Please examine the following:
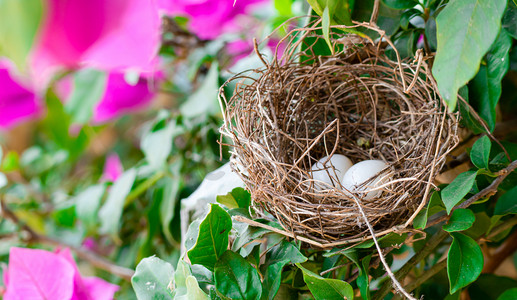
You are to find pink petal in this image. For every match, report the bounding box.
[101,153,124,182]
[158,0,267,40]
[93,73,155,124]
[54,248,119,300]
[4,247,75,300]
[82,277,119,300]
[31,0,161,87]
[0,66,41,129]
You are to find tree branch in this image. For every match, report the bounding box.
[427,159,517,228]
[0,197,134,281]
[483,230,517,274]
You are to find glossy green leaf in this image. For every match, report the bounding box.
[132,256,174,300]
[382,0,417,9]
[99,168,137,236]
[180,62,221,118]
[469,29,512,131]
[75,184,106,231]
[432,0,506,110]
[498,288,517,300]
[262,241,307,300]
[353,0,401,36]
[322,6,333,53]
[0,0,42,70]
[188,204,232,271]
[341,251,370,299]
[502,1,517,39]
[447,232,484,294]
[469,274,517,300]
[216,188,251,210]
[297,264,354,300]
[307,0,354,25]
[214,251,262,300]
[414,191,444,229]
[173,260,209,300]
[443,209,475,232]
[471,136,492,169]
[494,185,517,215]
[441,170,477,214]
[65,69,107,124]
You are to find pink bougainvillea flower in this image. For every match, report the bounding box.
[158,0,267,40]
[31,0,161,87]
[56,72,156,124]
[3,247,75,300]
[0,63,41,129]
[3,247,118,300]
[101,153,124,182]
[93,73,155,124]
[55,248,119,300]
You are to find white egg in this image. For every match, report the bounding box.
[341,160,390,200]
[311,154,353,190]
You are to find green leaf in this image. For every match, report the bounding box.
[382,0,417,10]
[443,209,475,232]
[441,170,478,214]
[1,151,20,172]
[216,188,251,210]
[498,288,517,300]
[414,191,444,229]
[74,184,106,232]
[322,6,333,54]
[180,62,221,118]
[160,175,181,244]
[471,136,492,169]
[432,0,507,110]
[141,118,182,170]
[469,29,512,131]
[0,0,42,70]
[132,256,174,300]
[297,263,354,300]
[262,241,307,300]
[173,260,209,300]
[307,0,354,25]
[502,1,517,39]
[65,69,107,124]
[494,185,517,215]
[214,251,262,300]
[353,0,402,36]
[447,232,484,294]
[274,0,293,16]
[188,204,232,271]
[99,168,137,236]
[469,274,517,300]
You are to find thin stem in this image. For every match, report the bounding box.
[373,230,449,300]
[0,197,134,281]
[124,171,166,207]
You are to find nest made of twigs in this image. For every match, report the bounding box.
[219,21,459,247]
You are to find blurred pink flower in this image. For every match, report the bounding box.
[31,0,161,87]
[93,73,155,124]
[102,153,124,182]
[0,63,41,129]
[56,72,156,124]
[3,247,118,300]
[158,0,267,40]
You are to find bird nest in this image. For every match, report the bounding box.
[219,22,459,247]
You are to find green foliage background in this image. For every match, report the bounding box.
[2,0,517,299]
